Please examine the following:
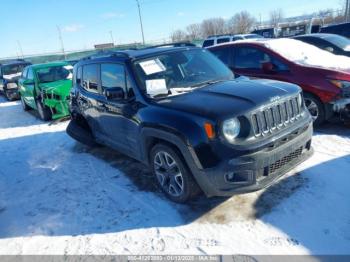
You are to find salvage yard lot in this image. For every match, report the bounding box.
[0,96,349,255]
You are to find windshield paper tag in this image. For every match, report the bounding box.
[139,59,166,75]
[146,79,168,97]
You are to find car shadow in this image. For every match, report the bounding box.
[0,131,228,239]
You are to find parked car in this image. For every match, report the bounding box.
[320,22,350,38]
[18,62,72,121]
[0,59,31,100]
[67,43,313,203]
[202,34,263,48]
[208,38,350,125]
[293,33,350,56]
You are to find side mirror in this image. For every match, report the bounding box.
[23,79,34,85]
[262,62,275,73]
[325,46,334,53]
[104,87,124,100]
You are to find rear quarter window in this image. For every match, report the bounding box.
[82,64,99,93]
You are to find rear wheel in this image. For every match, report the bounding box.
[304,93,325,126]
[150,144,200,203]
[36,98,52,121]
[20,95,31,111]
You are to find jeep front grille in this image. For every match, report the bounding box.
[251,95,303,137]
[268,146,303,174]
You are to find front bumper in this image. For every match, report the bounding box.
[4,87,20,100]
[191,122,313,197]
[43,93,70,120]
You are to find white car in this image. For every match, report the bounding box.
[202,33,263,48]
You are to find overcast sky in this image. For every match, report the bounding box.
[0,0,340,58]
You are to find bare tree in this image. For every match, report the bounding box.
[200,17,226,37]
[186,23,202,40]
[227,11,256,34]
[270,9,284,27]
[170,29,187,42]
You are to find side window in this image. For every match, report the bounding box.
[270,56,289,72]
[217,38,230,44]
[203,39,214,47]
[234,47,271,69]
[211,47,231,67]
[101,63,126,91]
[27,68,34,80]
[82,64,99,93]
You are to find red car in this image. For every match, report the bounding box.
[208,38,350,125]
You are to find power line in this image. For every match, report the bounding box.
[16,40,24,58]
[56,25,67,60]
[136,0,145,45]
[109,30,115,45]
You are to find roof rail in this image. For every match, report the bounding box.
[207,34,235,38]
[142,42,196,49]
[82,50,129,60]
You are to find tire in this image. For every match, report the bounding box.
[303,93,325,126]
[66,119,98,147]
[36,98,52,121]
[150,143,201,203]
[20,95,31,111]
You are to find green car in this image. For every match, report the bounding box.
[18,62,73,121]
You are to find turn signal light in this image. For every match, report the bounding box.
[204,122,215,139]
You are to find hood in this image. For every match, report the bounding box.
[157,79,301,120]
[3,72,22,82]
[39,79,72,96]
[297,64,350,80]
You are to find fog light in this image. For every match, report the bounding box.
[225,171,253,184]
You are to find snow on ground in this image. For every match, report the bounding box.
[0,96,350,255]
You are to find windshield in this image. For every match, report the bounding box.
[324,35,350,51]
[2,64,28,75]
[134,49,233,98]
[36,66,71,83]
[267,38,350,70]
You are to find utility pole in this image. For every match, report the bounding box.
[346,0,350,22]
[136,0,145,45]
[56,25,67,60]
[109,30,115,46]
[16,40,24,58]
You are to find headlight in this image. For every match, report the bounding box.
[329,79,350,89]
[222,118,241,143]
[6,82,18,89]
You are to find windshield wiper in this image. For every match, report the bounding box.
[190,79,226,89]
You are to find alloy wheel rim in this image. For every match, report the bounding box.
[154,151,184,197]
[304,98,319,121]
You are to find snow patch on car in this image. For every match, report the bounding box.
[266,38,350,71]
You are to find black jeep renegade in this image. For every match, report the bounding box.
[67,43,313,203]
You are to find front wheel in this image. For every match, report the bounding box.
[304,93,325,126]
[36,98,52,121]
[150,144,201,203]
